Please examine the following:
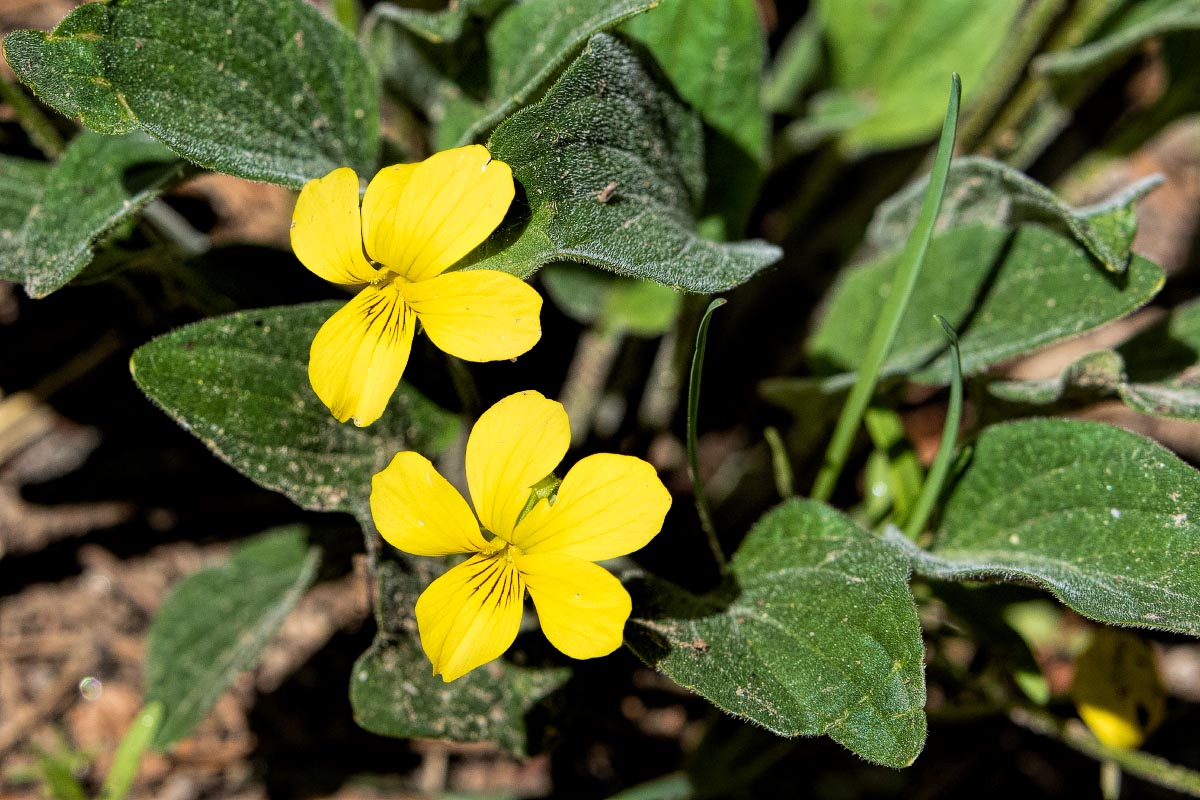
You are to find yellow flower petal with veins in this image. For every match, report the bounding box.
[370,391,671,681]
[518,553,632,659]
[404,270,543,362]
[361,145,514,283]
[416,553,526,682]
[291,147,540,426]
[371,452,491,556]
[290,167,378,285]
[513,453,672,561]
[308,281,415,427]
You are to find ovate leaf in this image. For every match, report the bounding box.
[146,526,320,748]
[625,499,926,767]
[5,0,379,187]
[815,0,1021,154]
[867,156,1161,274]
[470,33,781,293]
[988,298,1200,420]
[625,0,768,235]
[351,553,570,755]
[808,224,1164,386]
[4,132,185,298]
[886,419,1200,636]
[130,302,460,513]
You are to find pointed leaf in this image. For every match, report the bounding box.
[5,0,379,187]
[868,156,1161,273]
[808,224,1164,386]
[470,33,781,292]
[625,499,926,767]
[2,132,185,298]
[886,419,1200,636]
[988,299,1200,420]
[130,302,460,513]
[351,553,569,755]
[146,526,320,748]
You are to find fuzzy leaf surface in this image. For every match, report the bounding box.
[145,526,320,748]
[867,156,1160,274]
[0,155,50,279]
[988,299,1200,419]
[807,224,1164,386]
[625,499,926,767]
[5,0,379,187]
[470,33,780,292]
[130,302,459,513]
[624,0,767,235]
[3,132,185,297]
[886,419,1200,636]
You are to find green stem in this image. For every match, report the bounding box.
[904,316,963,540]
[764,426,795,500]
[0,76,65,158]
[687,298,728,575]
[99,703,162,800]
[1010,709,1200,797]
[811,74,961,503]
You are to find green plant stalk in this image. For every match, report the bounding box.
[688,298,728,575]
[904,316,963,539]
[99,703,163,800]
[763,426,795,499]
[0,75,65,158]
[811,74,961,503]
[1010,708,1200,797]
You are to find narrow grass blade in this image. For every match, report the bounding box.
[688,298,728,574]
[905,315,963,539]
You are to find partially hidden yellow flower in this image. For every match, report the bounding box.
[370,390,672,681]
[291,145,542,427]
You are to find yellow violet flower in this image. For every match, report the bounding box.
[290,145,542,427]
[370,390,672,681]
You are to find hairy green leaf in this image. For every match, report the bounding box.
[988,299,1200,420]
[625,499,926,767]
[5,0,379,187]
[0,155,50,279]
[130,302,460,513]
[1,132,185,298]
[807,224,1164,386]
[885,419,1200,636]
[815,0,1021,154]
[146,527,320,748]
[868,156,1161,274]
[470,34,781,292]
[625,0,767,235]
[351,553,569,755]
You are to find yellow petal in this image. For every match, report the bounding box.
[308,282,415,426]
[517,553,631,659]
[361,145,514,282]
[371,451,490,556]
[416,553,525,682]
[290,167,378,285]
[514,454,671,561]
[405,270,542,362]
[465,391,570,540]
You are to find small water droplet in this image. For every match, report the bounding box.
[79,676,103,701]
[1110,508,1122,519]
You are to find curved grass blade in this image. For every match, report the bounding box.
[688,298,728,574]
[904,315,963,539]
